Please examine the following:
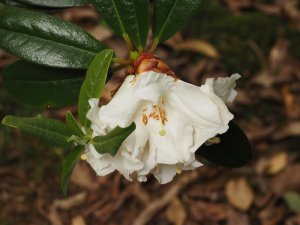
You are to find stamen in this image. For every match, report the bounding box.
[176,167,182,174]
[143,114,148,125]
[159,128,166,136]
[81,154,88,161]
[207,137,221,144]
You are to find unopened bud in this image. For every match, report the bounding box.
[133,53,176,78]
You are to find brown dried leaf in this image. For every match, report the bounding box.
[53,192,87,210]
[259,206,286,225]
[282,86,300,119]
[271,165,300,195]
[227,208,250,225]
[225,178,254,211]
[254,3,281,16]
[174,39,220,58]
[266,152,288,175]
[48,205,63,225]
[225,0,252,10]
[272,122,300,140]
[71,162,98,190]
[71,216,87,225]
[88,26,114,42]
[189,201,227,222]
[166,198,186,225]
[252,70,274,88]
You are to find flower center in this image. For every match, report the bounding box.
[142,103,168,136]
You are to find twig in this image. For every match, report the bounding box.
[132,170,200,225]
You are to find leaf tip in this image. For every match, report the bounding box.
[1,115,15,128]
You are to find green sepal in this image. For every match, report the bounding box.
[66,111,84,137]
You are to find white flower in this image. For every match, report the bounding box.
[85,71,240,184]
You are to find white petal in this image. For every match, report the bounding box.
[85,144,115,176]
[154,164,177,184]
[85,71,238,184]
[167,79,233,148]
[206,73,241,103]
[134,71,175,103]
[99,75,140,128]
[86,98,106,135]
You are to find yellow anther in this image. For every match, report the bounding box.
[80,154,88,161]
[159,129,166,136]
[176,167,182,174]
[207,137,221,144]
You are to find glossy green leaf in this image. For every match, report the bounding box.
[93,122,136,156]
[284,192,300,213]
[78,49,113,127]
[61,145,84,195]
[0,6,106,68]
[2,115,73,146]
[1,0,89,7]
[196,121,253,168]
[91,0,149,50]
[2,61,85,108]
[66,111,84,137]
[0,0,26,7]
[153,0,204,43]
[16,0,89,8]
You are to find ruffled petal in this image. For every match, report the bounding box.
[134,71,175,103]
[85,144,115,176]
[98,75,141,129]
[206,73,241,103]
[85,71,238,184]
[154,164,177,184]
[167,79,233,148]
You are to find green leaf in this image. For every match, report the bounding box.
[0,0,26,7]
[61,145,84,195]
[93,122,136,156]
[1,0,89,8]
[91,0,149,50]
[2,61,85,108]
[284,192,300,213]
[66,111,84,137]
[196,121,253,168]
[78,49,113,127]
[2,115,73,146]
[0,6,106,68]
[153,0,204,43]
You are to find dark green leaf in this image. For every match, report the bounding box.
[284,192,300,213]
[66,111,84,137]
[0,6,106,68]
[196,121,253,168]
[78,49,113,127]
[153,0,204,43]
[1,0,26,7]
[15,0,89,8]
[91,0,149,50]
[2,61,85,108]
[93,122,136,156]
[61,145,84,195]
[2,115,73,146]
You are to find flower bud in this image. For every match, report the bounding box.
[133,53,176,78]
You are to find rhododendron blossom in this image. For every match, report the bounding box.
[84,71,240,184]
